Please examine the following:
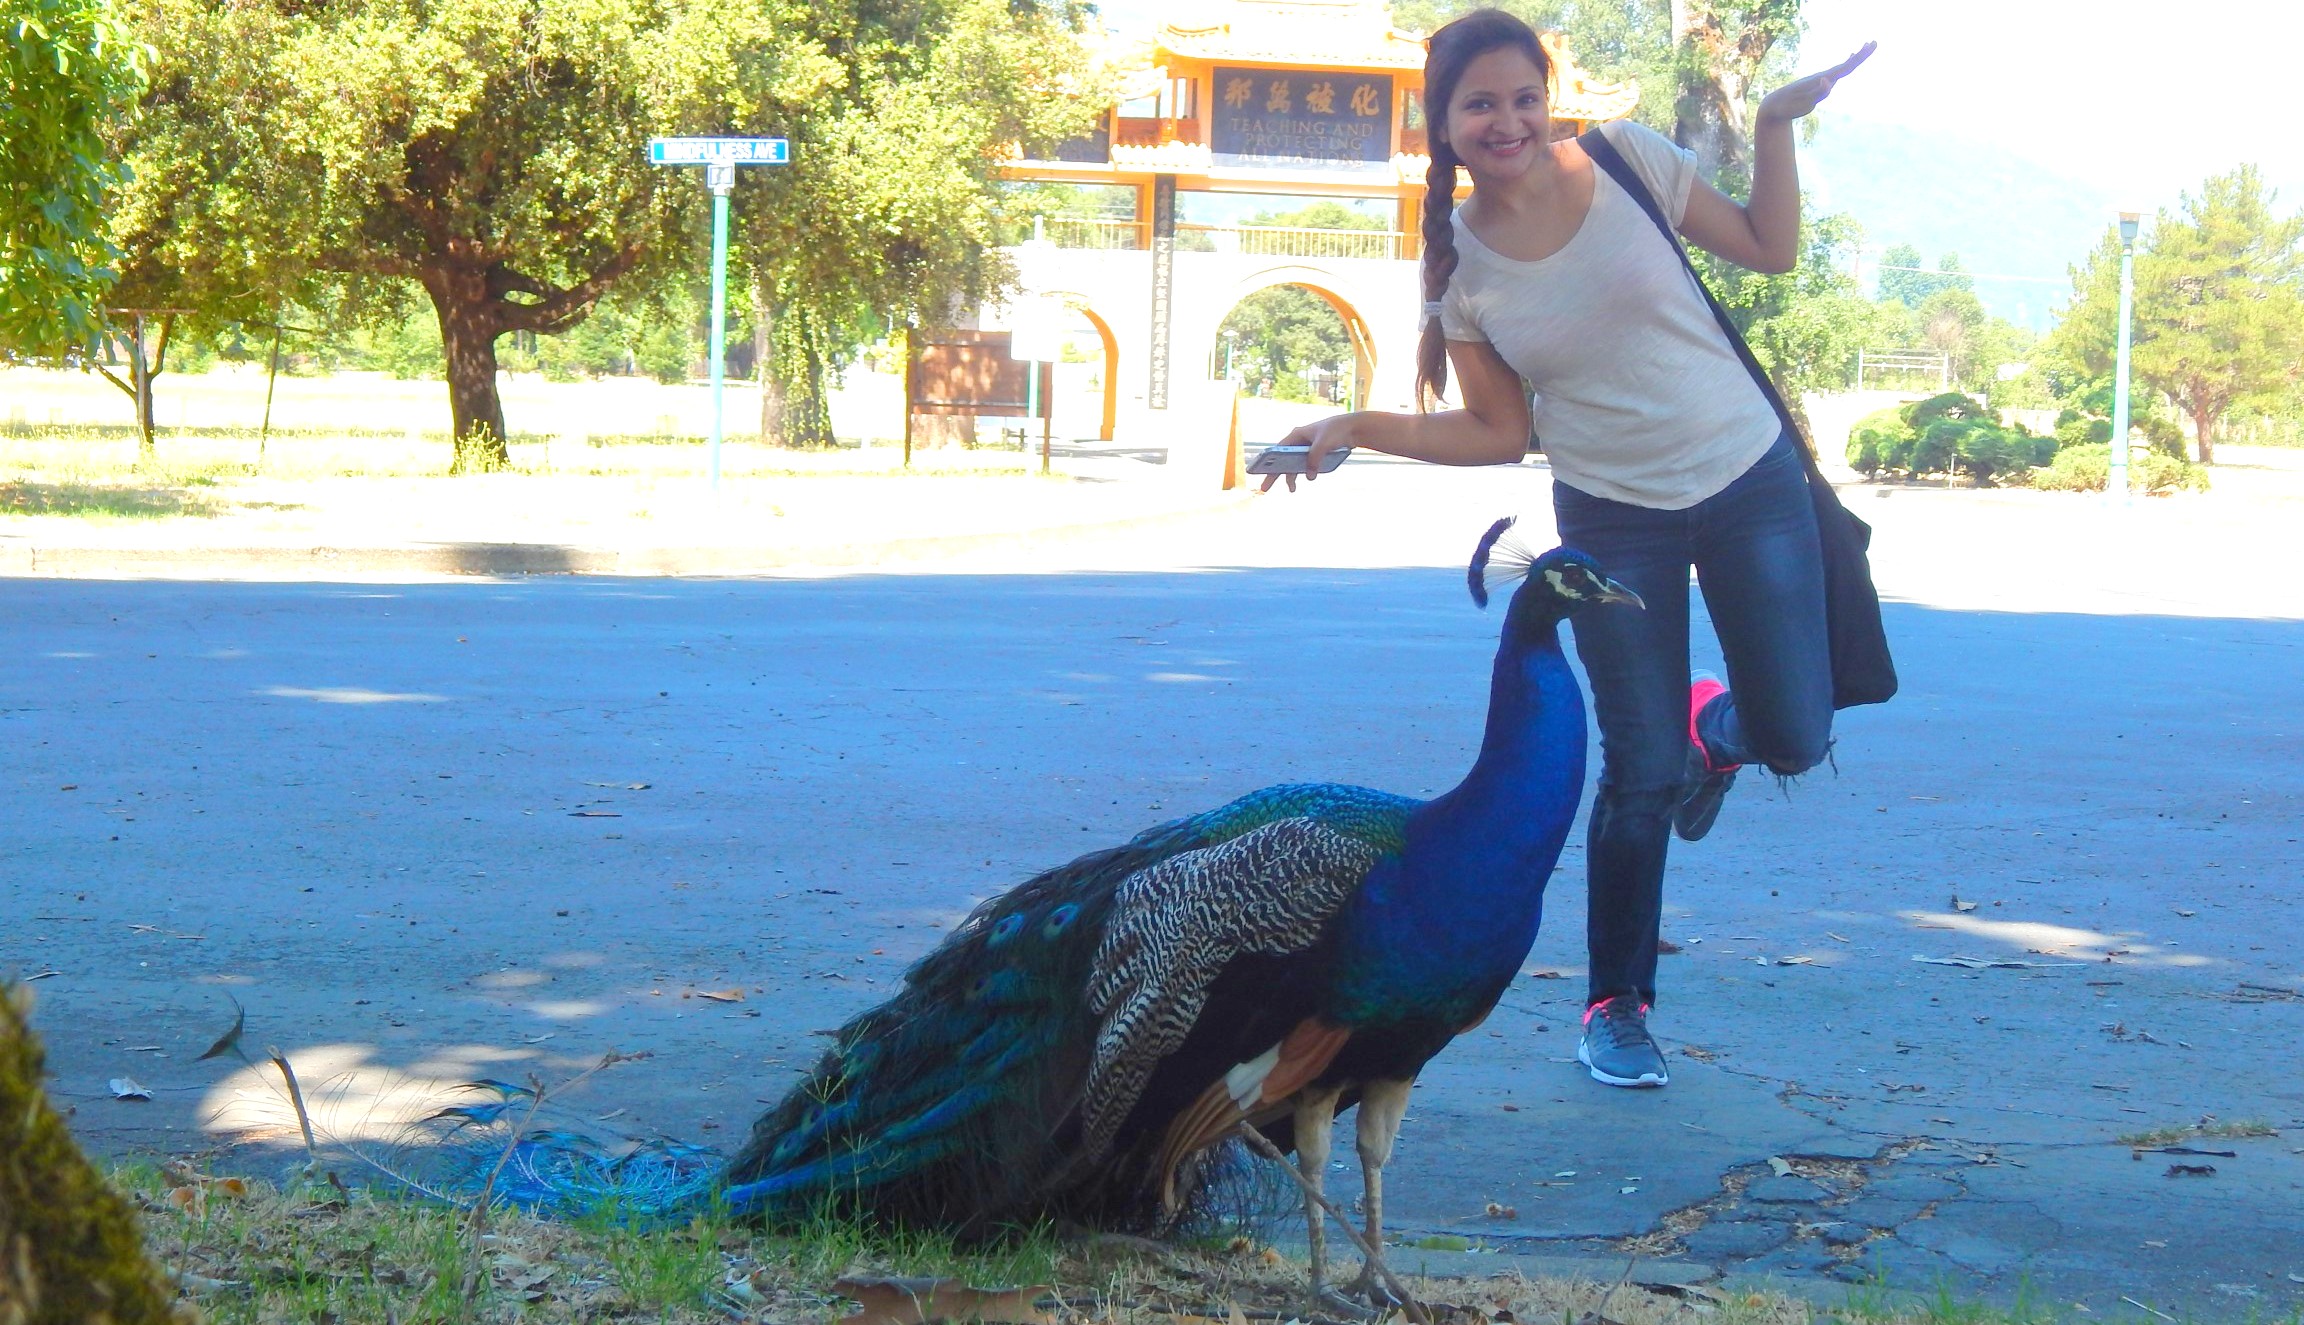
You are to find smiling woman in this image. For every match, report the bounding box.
[1264,8,1880,1092]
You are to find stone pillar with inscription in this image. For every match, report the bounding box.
[1147,174,1176,412]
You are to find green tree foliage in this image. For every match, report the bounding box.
[111,0,716,469]
[1387,0,1676,141]
[736,0,1103,446]
[1664,0,1798,187]
[1218,285,1355,403]
[109,0,1098,467]
[2045,167,2304,464]
[1914,286,1984,387]
[1245,200,1387,232]
[1875,243,1972,307]
[1,0,148,356]
[1697,208,1878,401]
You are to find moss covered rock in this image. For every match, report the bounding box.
[0,983,183,1325]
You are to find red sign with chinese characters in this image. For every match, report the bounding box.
[1211,68,1392,171]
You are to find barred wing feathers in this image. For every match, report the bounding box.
[1081,818,1379,1160]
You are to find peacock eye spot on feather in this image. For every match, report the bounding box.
[1040,903,1081,939]
[988,914,1025,946]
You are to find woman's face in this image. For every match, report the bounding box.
[1439,45,1552,180]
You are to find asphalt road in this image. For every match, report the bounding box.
[5,464,2301,1319]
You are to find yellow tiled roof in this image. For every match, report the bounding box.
[1538,31,1640,124]
[1148,0,1640,125]
[1157,0,1424,69]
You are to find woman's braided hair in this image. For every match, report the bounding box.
[1415,9,1551,409]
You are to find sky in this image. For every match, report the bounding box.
[1798,0,2304,218]
[1095,0,2304,219]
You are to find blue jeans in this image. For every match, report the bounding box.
[1550,432,1833,1008]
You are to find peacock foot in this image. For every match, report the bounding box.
[1311,1286,1384,1320]
[1343,1262,1407,1311]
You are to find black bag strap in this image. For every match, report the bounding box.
[1575,127,1814,470]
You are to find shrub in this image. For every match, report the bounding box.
[1846,407,1904,477]
[2028,443,2108,491]
[1847,393,2045,485]
[2025,444,2209,494]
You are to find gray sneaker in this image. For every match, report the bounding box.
[1674,672,1739,842]
[1578,995,1669,1088]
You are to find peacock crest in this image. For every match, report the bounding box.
[1467,516,1538,608]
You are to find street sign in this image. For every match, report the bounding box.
[1007,297,1068,365]
[647,136,792,489]
[648,137,789,165]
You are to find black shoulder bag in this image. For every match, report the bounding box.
[1579,128,1897,710]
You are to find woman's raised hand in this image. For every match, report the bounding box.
[1756,42,1874,125]
[1259,413,1359,493]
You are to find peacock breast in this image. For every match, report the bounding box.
[1322,854,1542,1033]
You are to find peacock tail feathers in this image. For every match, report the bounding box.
[720,782,1413,1229]
[324,1078,722,1221]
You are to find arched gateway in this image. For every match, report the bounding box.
[981,0,1638,468]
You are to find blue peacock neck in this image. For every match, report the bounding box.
[1331,608,1588,1022]
[1421,612,1588,892]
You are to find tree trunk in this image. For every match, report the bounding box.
[132,325,157,460]
[2191,402,2218,465]
[422,265,510,472]
[96,314,169,461]
[755,274,787,445]
[1668,1,1797,188]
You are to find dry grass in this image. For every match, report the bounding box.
[0,423,1049,487]
[108,1158,2126,1325]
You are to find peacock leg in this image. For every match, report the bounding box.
[1345,1078,1413,1304]
[1291,1087,1349,1304]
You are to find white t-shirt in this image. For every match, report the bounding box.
[1438,119,1783,510]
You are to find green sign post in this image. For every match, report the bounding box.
[648,136,791,487]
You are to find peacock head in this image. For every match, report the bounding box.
[1468,519,1642,631]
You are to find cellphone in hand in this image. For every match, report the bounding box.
[1248,444,1352,476]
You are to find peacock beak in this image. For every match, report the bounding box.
[1593,577,1644,609]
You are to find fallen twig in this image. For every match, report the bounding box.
[1232,1124,1431,1325]
[267,1048,319,1168]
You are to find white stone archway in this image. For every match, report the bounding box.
[998,241,1427,451]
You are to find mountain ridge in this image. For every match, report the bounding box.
[1799,114,2113,330]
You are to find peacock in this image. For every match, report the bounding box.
[719,525,1640,1302]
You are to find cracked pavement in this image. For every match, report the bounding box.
[5,459,2301,1319]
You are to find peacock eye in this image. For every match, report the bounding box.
[1041,903,1081,938]
[988,914,1025,946]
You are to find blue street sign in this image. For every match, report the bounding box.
[646,135,792,489]
[648,137,789,165]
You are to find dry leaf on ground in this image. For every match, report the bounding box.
[109,1076,151,1100]
[695,988,746,1003]
[834,1276,1055,1325]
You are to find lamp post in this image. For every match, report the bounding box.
[2109,211,2141,505]
[1223,329,1238,381]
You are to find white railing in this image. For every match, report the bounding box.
[1177,223,1406,261]
[1021,219,1410,261]
[1039,217,1147,251]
